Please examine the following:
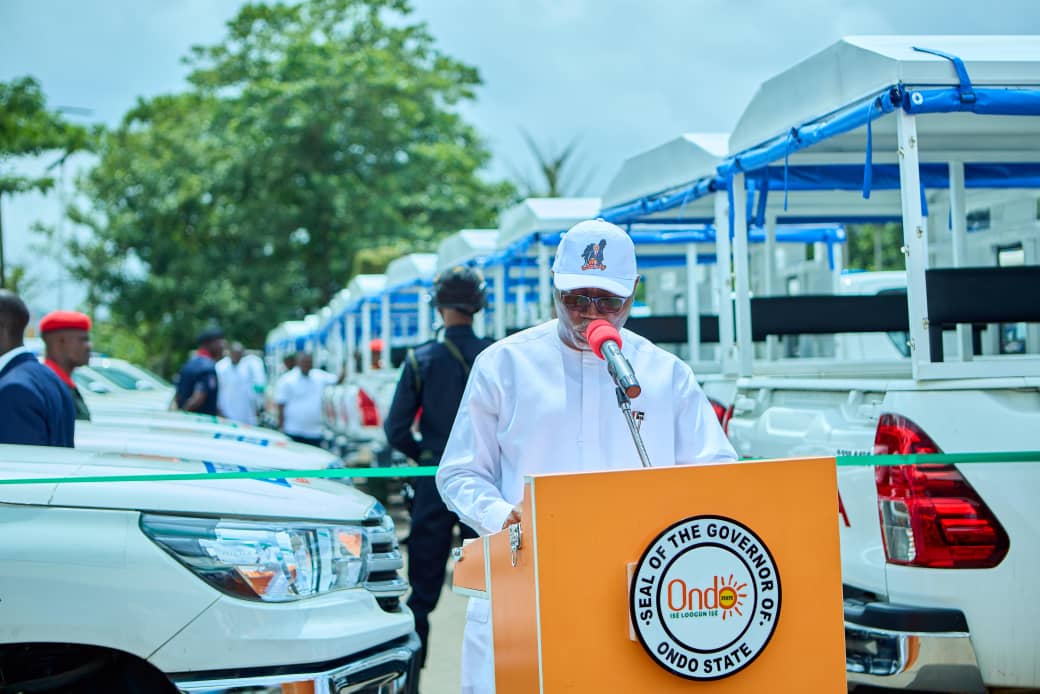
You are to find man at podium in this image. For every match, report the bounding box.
[437,218,737,693]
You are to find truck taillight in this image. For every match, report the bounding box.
[708,398,734,435]
[358,389,380,427]
[873,414,1009,569]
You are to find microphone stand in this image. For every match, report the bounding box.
[616,386,652,468]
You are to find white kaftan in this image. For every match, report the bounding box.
[436,320,737,693]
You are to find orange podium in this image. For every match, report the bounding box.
[452,457,847,692]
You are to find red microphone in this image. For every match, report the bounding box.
[586,320,641,399]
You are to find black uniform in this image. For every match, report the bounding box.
[383,324,493,668]
[174,353,219,415]
[70,385,91,421]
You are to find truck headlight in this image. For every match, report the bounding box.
[141,514,368,602]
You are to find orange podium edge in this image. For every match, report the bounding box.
[452,457,847,693]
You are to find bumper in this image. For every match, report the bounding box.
[173,632,420,693]
[844,597,984,693]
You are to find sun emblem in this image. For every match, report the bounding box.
[717,574,748,621]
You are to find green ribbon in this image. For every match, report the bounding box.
[1,452,1038,486]
[0,466,439,486]
[837,451,1040,466]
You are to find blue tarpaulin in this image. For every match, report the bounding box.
[600,81,1040,226]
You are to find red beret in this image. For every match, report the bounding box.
[369,338,385,351]
[39,310,92,334]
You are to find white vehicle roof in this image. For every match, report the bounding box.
[88,407,291,442]
[346,274,387,302]
[0,444,375,521]
[605,37,1040,224]
[265,319,311,351]
[601,133,728,210]
[89,356,174,390]
[384,253,437,291]
[496,197,602,249]
[75,365,173,411]
[76,421,340,472]
[731,35,1040,155]
[328,287,352,314]
[437,229,498,270]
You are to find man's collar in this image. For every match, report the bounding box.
[0,345,31,375]
[44,358,76,388]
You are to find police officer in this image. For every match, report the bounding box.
[384,266,494,675]
[40,310,93,421]
[173,326,226,415]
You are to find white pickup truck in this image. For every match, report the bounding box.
[322,370,401,466]
[706,257,1040,692]
[715,365,1039,692]
[0,445,419,693]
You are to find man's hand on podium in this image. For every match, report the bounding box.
[501,505,522,529]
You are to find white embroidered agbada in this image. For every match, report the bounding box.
[436,319,738,694]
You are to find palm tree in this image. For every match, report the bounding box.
[513,130,594,198]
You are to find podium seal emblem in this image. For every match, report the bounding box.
[629,515,781,680]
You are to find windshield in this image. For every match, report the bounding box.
[128,364,173,388]
[71,368,113,394]
[89,365,145,390]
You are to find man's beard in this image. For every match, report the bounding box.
[569,320,592,348]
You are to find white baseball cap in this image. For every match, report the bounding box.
[552,219,637,298]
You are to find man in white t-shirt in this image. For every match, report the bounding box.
[273,352,339,446]
[216,342,264,425]
[437,219,738,693]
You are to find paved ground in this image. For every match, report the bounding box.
[417,572,467,694]
[390,495,467,694]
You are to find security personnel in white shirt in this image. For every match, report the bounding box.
[436,219,738,694]
[273,352,340,447]
[384,266,494,678]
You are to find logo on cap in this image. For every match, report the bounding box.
[581,239,607,272]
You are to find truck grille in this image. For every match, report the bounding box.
[363,513,406,612]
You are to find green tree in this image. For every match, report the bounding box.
[70,0,514,375]
[0,76,92,289]
[90,319,151,367]
[845,223,906,271]
[5,263,37,297]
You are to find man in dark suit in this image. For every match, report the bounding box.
[0,290,75,447]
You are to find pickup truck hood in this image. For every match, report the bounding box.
[82,388,173,411]
[75,423,338,472]
[88,409,291,443]
[0,445,375,522]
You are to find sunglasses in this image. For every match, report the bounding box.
[558,292,626,314]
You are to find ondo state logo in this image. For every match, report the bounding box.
[629,515,781,680]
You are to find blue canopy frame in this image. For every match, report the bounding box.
[596,45,1040,380]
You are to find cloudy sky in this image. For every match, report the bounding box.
[2,0,1039,314]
